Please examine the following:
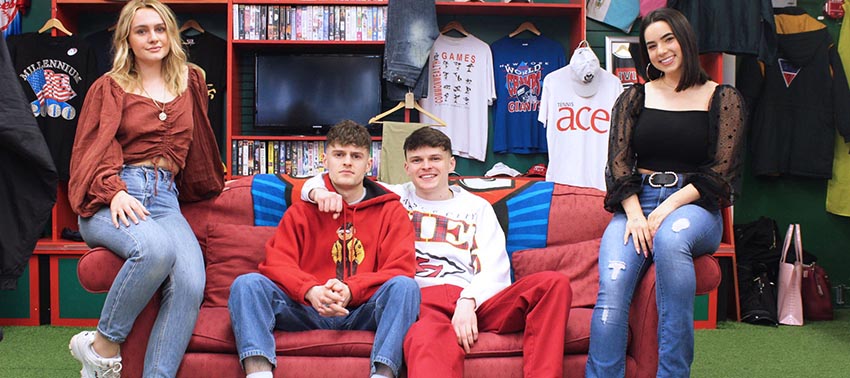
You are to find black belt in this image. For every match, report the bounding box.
[642,171,681,188]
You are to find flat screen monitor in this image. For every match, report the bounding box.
[254,53,382,135]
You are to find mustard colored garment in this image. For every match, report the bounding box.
[826,0,850,216]
[378,122,429,184]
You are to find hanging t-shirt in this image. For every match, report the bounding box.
[611,48,643,89]
[826,0,850,217]
[183,31,228,151]
[491,35,565,154]
[419,34,495,161]
[84,28,113,77]
[538,65,622,190]
[6,32,98,180]
[379,121,429,184]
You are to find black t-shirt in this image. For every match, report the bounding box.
[6,33,98,180]
[183,31,227,151]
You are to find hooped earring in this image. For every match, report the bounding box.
[646,63,664,81]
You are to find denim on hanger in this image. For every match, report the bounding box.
[383,0,439,101]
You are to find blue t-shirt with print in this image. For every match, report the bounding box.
[491,35,566,154]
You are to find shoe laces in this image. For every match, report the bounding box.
[96,361,122,378]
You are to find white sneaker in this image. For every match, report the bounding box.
[69,331,123,378]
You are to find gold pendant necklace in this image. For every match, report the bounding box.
[142,85,168,121]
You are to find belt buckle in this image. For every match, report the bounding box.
[648,171,678,188]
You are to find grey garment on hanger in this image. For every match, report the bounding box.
[383,0,439,101]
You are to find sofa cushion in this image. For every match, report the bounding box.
[546,185,611,246]
[512,239,601,308]
[203,223,276,307]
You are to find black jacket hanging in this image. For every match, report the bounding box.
[0,35,58,290]
[737,7,850,178]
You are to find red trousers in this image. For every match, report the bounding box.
[404,271,572,378]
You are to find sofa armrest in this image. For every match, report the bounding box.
[77,247,125,293]
[626,254,721,378]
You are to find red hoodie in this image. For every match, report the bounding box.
[259,175,415,307]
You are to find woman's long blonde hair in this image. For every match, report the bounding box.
[108,0,188,95]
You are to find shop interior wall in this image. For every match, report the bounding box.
[16,1,850,290]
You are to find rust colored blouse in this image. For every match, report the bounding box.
[69,67,224,217]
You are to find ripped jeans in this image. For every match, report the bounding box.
[586,180,721,378]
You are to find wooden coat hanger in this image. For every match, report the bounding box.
[508,21,540,38]
[38,18,73,36]
[369,92,446,127]
[179,19,205,34]
[440,21,470,37]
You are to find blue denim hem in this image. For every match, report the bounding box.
[383,64,423,88]
[95,326,125,344]
[372,356,399,377]
[238,350,277,370]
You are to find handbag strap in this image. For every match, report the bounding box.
[780,223,794,263]
[794,224,804,263]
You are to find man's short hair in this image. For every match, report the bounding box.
[403,127,452,157]
[326,120,371,150]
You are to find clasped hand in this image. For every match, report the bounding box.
[306,279,351,317]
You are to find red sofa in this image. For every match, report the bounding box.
[76,175,721,378]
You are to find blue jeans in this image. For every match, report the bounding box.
[383,0,438,100]
[586,180,722,378]
[229,273,420,376]
[78,165,205,378]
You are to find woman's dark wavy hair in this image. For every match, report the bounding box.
[638,7,709,92]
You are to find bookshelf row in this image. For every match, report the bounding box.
[232,4,386,41]
[231,139,382,177]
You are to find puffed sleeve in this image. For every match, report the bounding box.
[603,84,644,213]
[68,76,128,217]
[688,85,748,210]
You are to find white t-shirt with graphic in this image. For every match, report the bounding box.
[419,34,496,162]
[538,66,623,190]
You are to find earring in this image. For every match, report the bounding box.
[646,63,657,81]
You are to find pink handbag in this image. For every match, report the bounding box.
[777,224,804,326]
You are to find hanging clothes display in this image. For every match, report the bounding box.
[538,44,622,190]
[0,34,57,290]
[419,33,495,162]
[378,121,430,184]
[826,0,850,217]
[585,0,639,33]
[738,7,850,178]
[6,32,98,180]
[491,34,565,155]
[668,0,777,63]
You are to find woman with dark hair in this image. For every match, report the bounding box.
[586,8,746,378]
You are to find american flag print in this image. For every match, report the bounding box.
[25,68,77,120]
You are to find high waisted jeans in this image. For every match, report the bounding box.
[229,273,420,377]
[78,165,205,378]
[586,179,722,378]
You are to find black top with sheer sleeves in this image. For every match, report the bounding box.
[603,84,748,213]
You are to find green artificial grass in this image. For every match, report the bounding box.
[1,309,848,377]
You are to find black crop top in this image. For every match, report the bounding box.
[632,108,710,172]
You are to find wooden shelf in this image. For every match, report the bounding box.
[232,135,381,141]
[234,0,386,5]
[435,2,583,17]
[232,40,384,46]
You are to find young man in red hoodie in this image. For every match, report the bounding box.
[228,120,420,378]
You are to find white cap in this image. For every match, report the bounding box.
[484,162,521,177]
[568,47,602,98]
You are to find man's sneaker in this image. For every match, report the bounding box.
[69,331,123,378]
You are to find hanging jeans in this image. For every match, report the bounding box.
[78,165,205,378]
[586,176,722,378]
[383,0,439,100]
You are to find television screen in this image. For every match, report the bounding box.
[254,53,382,135]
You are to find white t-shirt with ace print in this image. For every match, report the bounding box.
[539,66,623,190]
